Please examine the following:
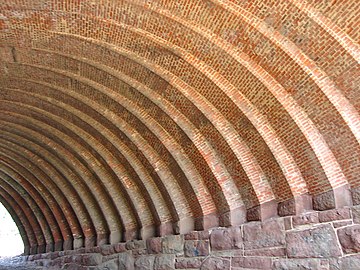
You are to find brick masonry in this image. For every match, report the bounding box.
[0,0,359,265]
[2,205,359,270]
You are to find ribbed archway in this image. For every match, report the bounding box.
[0,0,359,254]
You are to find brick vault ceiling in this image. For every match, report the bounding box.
[0,0,359,254]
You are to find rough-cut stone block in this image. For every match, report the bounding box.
[272,258,326,270]
[247,206,261,222]
[135,256,154,270]
[95,258,118,270]
[184,231,209,240]
[119,252,134,270]
[339,254,360,270]
[278,199,296,217]
[184,231,199,240]
[147,237,162,254]
[126,240,146,250]
[313,191,336,210]
[332,220,352,228]
[86,246,101,254]
[337,225,360,253]
[352,205,360,224]
[175,257,203,269]
[232,257,271,269]
[184,240,209,257]
[114,243,127,253]
[351,187,360,206]
[154,255,175,270]
[80,253,102,266]
[132,249,147,256]
[210,227,242,251]
[100,244,115,256]
[200,257,230,270]
[292,212,319,227]
[283,217,292,231]
[61,263,83,270]
[286,224,341,258]
[244,247,286,257]
[319,208,351,223]
[243,219,285,250]
[161,235,184,255]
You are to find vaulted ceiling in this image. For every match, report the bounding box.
[0,0,359,254]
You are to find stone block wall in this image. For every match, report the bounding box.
[11,205,360,270]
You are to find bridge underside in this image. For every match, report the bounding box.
[0,1,359,264]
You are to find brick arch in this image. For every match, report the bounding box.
[0,196,31,254]
[0,144,83,247]
[0,185,45,253]
[13,47,242,226]
[0,171,55,248]
[0,155,73,250]
[0,0,358,256]
[0,165,63,247]
[0,103,123,243]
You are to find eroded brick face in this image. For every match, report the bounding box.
[0,0,359,265]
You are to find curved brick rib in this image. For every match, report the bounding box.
[3,86,158,240]
[21,46,249,224]
[120,1,354,207]
[10,80,175,231]
[2,70,198,230]
[21,64,216,224]
[0,144,82,246]
[50,33,268,210]
[0,164,63,247]
[1,81,181,236]
[34,49,242,225]
[44,3,299,204]
[17,54,232,225]
[1,14,269,211]
[0,172,54,248]
[0,196,31,254]
[0,0,358,255]
[0,104,121,243]
[209,0,356,188]
[30,39,258,213]
[0,111,101,246]
[132,3,340,199]
[0,135,100,244]
[1,86,191,238]
[0,155,72,250]
[59,19,280,205]
[288,0,360,63]
[0,184,45,250]
[116,0,307,203]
